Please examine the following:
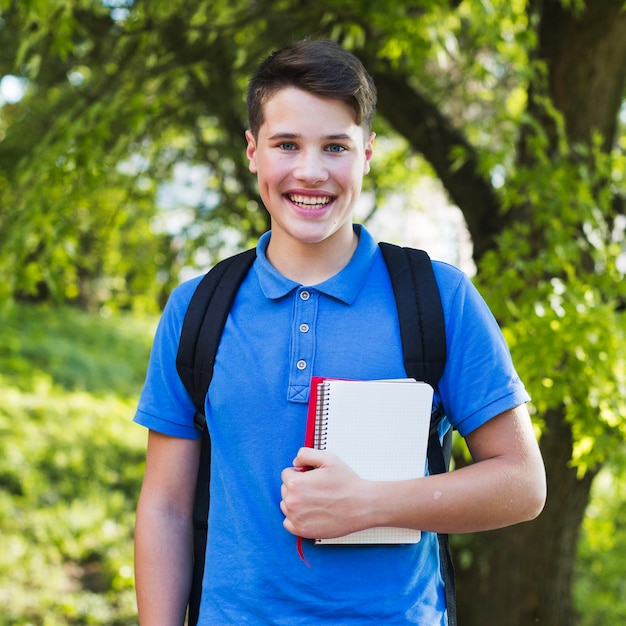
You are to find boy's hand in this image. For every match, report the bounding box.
[280,448,374,539]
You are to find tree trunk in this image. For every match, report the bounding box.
[456,407,598,625]
[536,0,626,151]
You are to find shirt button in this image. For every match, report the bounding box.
[299,323,309,333]
[300,291,310,301]
[296,360,307,371]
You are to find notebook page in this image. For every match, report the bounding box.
[320,379,432,481]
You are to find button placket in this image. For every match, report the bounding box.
[288,288,318,402]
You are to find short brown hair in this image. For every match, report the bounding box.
[247,40,377,138]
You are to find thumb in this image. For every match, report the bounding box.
[293,446,328,470]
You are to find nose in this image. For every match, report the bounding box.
[293,149,329,184]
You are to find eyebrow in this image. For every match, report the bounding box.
[267,132,354,141]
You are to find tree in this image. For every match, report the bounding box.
[1,0,625,623]
[351,2,626,623]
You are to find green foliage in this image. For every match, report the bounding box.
[476,125,626,475]
[1,0,258,309]
[0,304,154,624]
[575,467,626,625]
[0,304,156,396]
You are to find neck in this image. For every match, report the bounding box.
[266,228,358,285]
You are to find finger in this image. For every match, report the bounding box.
[283,516,297,536]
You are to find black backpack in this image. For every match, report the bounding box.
[176,242,456,626]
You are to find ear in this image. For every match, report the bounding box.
[363,132,375,175]
[245,130,258,174]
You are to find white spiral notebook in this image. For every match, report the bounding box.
[304,377,433,544]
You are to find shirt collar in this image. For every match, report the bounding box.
[254,224,378,305]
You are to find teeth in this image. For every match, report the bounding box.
[289,194,331,207]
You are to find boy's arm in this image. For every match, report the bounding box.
[281,404,546,538]
[135,430,201,625]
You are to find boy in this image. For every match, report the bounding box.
[134,39,546,625]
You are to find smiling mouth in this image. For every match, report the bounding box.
[287,193,333,209]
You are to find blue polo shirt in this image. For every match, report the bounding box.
[134,225,529,625]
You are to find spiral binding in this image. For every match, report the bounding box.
[314,382,330,449]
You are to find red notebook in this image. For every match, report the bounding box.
[304,377,433,544]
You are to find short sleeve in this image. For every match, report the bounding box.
[133,277,203,439]
[434,263,530,437]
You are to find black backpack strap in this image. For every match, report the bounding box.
[428,409,457,626]
[378,242,446,385]
[378,242,456,626]
[175,248,256,626]
[176,248,257,419]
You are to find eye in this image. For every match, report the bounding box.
[278,142,298,151]
[326,144,346,153]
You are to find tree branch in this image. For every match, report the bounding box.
[370,64,504,260]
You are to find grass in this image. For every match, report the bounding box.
[0,303,155,625]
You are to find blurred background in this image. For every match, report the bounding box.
[0,1,625,624]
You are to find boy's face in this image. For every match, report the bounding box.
[245,87,374,250]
